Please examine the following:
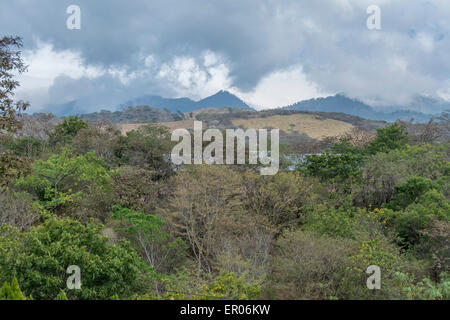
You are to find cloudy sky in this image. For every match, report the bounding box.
[2,0,450,113]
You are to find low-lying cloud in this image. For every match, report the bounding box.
[2,0,449,113]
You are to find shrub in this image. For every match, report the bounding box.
[356,144,448,207]
[270,229,354,299]
[394,272,450,300]
[0,218,155,300]
[17,149,112,220]
[242,171,318,230]
[367,123,409,155]
[112,205,187,274]
[386,176,436,210]
[49,116,88,146]
[196,273,261,300]
[384,189,449,248]
[0,277,28,300]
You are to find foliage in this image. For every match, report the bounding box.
[0,135,44,158]
[271,229,354,299]
[112,166,169,212]
[304,206,359,239]
[0,36,29,132]
[71,122,122,166]
[196,273,261,300]
[0,153,30,189]
[384,189,449,248]
[0,37,448,301]
[49,116,88,145]
[118,124,174,177]
[0,218,155,300]
[112,205,187,273]
[367,122,409,154]
[0,37,32,186]
[0,190,38,231]
[165,165,274,276]
[242,171,318,230]
[17,149,112,218]
[0,277,28,300]
[299,152,363,190]
[356,144,448,206]
[55,290,68,300]
[386,176,436,210]
[394,272,450,300]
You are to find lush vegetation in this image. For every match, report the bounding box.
[0,36,449,300]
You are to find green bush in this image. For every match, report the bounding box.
[367,123,409,155]
[0,218,155,300]
[394,272,450,300]
[17,148,112,219]
[386,176,436,210]
[0,277,28,300]
[384,189,449,248]
[49,116,88,146]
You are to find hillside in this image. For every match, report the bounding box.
[118,90,254,113]
[282,94,438,122]
[80,105,177,123]
[118,109,387,144]
[230,113,354,140]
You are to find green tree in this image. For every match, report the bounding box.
[55,291,68,300]
[196,273,261,300]
[0,36,29,132]
[0,218,155,299]
[118,124,174,177]
[0,277,28,300]
[356,144,448,207]
[394,272,450,300]
[384,189,449,248]
[112,205,187,273]
[387,176,436,210]
[367,123,409,154]
[17,148,112,216]
[299,152,362,191]
[0,36,30,188]
[49,116,88,145]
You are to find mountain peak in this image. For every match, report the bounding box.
[116,90,253,113]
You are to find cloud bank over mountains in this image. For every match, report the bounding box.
[1,0,450,113]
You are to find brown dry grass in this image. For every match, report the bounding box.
[120,120,201,135]
[231,114,354,140]
[119,114,354,140]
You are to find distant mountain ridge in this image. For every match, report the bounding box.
[117,90,254,113]
[42,90,445,123]
[281,94,441,122]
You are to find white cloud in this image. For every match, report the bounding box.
[416,32,435,53]
[234,65,328,110]
[156,52,233,100]
[16,42,105,111]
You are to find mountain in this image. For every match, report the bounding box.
[195,90,252,110]
[118,90,253,113]
[282,94,438,122]
[79,105,177,123]
[381,95,450,115]
[117,96,197,113]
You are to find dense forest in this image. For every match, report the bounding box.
[0,36,449,300]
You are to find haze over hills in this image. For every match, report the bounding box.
[117,90,254,113]
[281,94,444,122]
[41,90,447,123]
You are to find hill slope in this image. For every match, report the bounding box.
[282,94,437,122]
[118,90,253,113]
